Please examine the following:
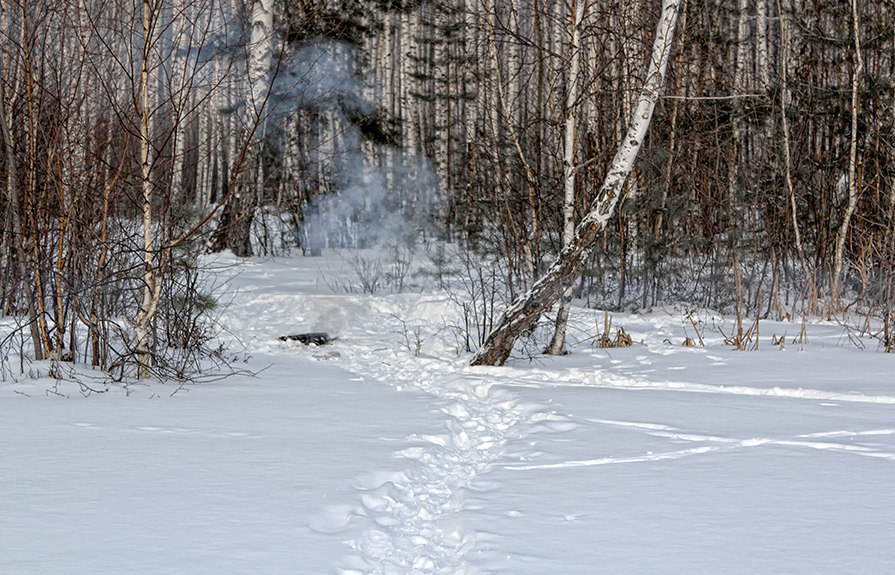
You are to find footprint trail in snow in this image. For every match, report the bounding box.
[341,377,527,574]
[329,338,569,574]
[231,280,895,574]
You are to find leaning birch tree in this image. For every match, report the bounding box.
[471,0,683,367]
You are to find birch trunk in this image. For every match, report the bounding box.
[757,0,770,92]
[472,0,682,367]
[136,0,156,378]
[20,0,53,359]
[0,50,44,361]
[170,0,191,201]
[728,0,748,207]
[832,0,863,310]
[545,0,585,355]
[777,0,809,283]
[248,0,273,128]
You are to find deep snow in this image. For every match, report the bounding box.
[3,250,895,574]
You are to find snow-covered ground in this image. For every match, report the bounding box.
[3,250,895,574]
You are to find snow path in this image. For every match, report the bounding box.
[338,376,523,574]
[5,254,895,574]
[223,284,567,573]
[256,296,895,573]
[326,347,567,574]
[218,255,895,574]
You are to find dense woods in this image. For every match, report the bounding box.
[2,0,895,375]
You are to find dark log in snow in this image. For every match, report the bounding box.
[279,332,332,345]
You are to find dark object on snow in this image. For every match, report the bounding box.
[278,332,331,345]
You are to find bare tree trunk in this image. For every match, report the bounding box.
[756,0,770,92]
[136,0,158,379]
[487,0,540,287]
[545,0,585,355]
[728,0,748,208]
[20,0,54,360]
[777,0,809,286]
[0,51,44,361]
[170,0,190,202]
[210,0,274,257]
[656,0,688,237]
[832,0,863,310]
[472,0,682,367]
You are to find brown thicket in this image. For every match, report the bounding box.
[0,0,284,377]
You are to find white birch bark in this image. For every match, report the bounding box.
[0,28,45,362]
[756,0,770,91]
[728,0,749,207]
[434,6,449,184]
[169,0,195,201]
[472,0,682,366]
[735,0,749,92]
[545,0,585,355]
[248,0,273,133]
[136,0,157,378]
[777,0,808,281]
[464,0,480,174]
[832,0,863,308]
[401,9,417,157]
[508,0,522,134]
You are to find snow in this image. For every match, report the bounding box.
[3,250,895,574]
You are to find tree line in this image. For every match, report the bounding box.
[2,0,894,376]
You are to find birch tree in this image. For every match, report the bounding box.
[135,0,157,379]
[544,0,585,355]
[832,0,863,310]
[0,39,44,361]
[472,0,682,367]
[209,0,274,257]
[776,0,809,285]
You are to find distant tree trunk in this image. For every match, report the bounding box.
[248,0,273,126]
[832,0,863,310]
[655,0,688,238]
[210,195,255,257]
[487,0,540,287]
[0,53,44,361]
[756,0,770,92]
[210,0,273,257]
[170,0,191,203]
[777,0,809,284]
[471,0,682,367]
[19,0,53,360]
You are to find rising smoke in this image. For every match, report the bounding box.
[282,42,449,253]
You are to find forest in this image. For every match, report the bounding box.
[1,0,894,377]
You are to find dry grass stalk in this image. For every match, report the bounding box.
[585,311,633,349]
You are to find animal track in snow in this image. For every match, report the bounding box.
[532,418,895,471]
